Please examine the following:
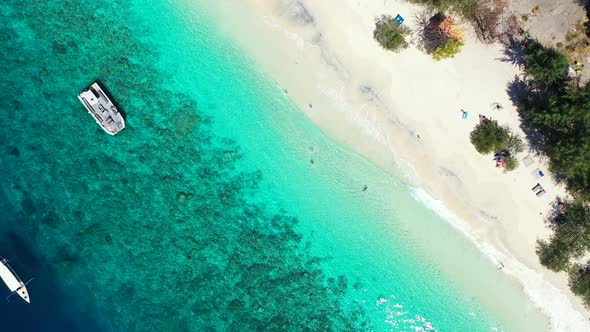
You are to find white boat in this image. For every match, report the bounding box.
[0,258,30,303]
[78,82,125,135]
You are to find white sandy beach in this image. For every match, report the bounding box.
[199,0,589,330]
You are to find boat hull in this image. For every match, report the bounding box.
[0,259,30,303]
[16,286,30,303]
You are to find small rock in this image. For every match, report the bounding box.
[176,192,192,204]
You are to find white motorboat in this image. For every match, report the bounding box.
[78,82,125,135]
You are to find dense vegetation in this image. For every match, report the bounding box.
[569,263,590,307]
[432,38,464,60]
[523,40,569,88]
[519,41,590,198]
[373,15,412,52]
[411,0,512,44]
[517,40,590,308]
[470,120,507,154]
[469,119,522,171]
[413,11,465,60]
[537,203,590,271]
[407,0,480,17]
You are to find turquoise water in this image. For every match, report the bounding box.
[0,1,548,331]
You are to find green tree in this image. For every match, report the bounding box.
[504,155,519,171]
[569,263,590,309]
[554,203,590,253]
[523,40,569,87]
[518,82,590,199]
[537,202,590,271]
[506,133,524,155]
[373,16,412,52]
[536,237,573,272]
[432,38,464,60]
[470,120,522,172]
[469,120,510,154]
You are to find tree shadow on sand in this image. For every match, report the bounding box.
[506,75,527,106]
[497,38,526,68]
[517,118,546,154]
[506,75,545,153]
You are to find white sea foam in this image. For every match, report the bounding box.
[376,295,437,330]
[409,186,589,332]
[317,83,388,145]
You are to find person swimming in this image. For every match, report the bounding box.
[363,185,368,192]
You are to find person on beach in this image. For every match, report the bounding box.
[460,109,468,119]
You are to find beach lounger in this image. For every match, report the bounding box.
[531,183,542,192]
[522,155,534,167]
[536,189,546,197]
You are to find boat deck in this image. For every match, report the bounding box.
[78,83,125,135]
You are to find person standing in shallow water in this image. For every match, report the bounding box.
[363,185,368,192]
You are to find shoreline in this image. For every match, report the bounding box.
[410,186,586,331]
[197,0,589,329]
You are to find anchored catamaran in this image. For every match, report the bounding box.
[0,258,30,303]
[78,82,125,135]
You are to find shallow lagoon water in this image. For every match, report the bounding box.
[0,1,549,331]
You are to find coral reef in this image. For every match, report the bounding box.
[0,1,364,330]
